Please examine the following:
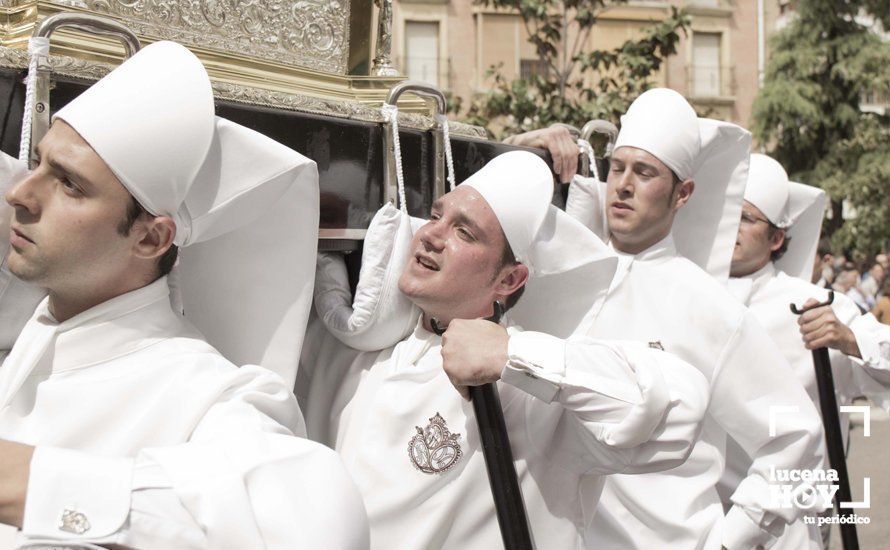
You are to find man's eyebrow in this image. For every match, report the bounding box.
[632,160,660,173]
[431,198,444,211]
[452,211,487,239]
[46,156,92,187]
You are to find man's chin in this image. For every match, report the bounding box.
[398,275,432,304]
[6,255,44,283]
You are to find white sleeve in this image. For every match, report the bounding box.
[20,368,370,550]
[502,330,709,475]
[711,313,825,550]
[848,314,890,375]
[823,292,890,411]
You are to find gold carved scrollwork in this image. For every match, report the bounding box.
[46,0,351,74]
[0,46,488,139]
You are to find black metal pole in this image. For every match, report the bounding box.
[791,292,859,550]
[432,303,534,549]
[469,382,534,549]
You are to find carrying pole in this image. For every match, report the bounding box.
[790,291,859,550]
[431,302,534,549]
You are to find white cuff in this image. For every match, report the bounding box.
[501,331,565,403]
[849,315,886,368]
[23,446,133,540]
[722,505,777,550]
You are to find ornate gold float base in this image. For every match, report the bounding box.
[0,0,485,135]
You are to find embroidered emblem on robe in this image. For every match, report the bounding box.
[408,412,463,474]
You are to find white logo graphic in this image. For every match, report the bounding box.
[768,405,871,510]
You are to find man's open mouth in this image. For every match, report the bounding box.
[415,253,440,271]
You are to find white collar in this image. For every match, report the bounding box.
[727,262,776,306]
[393,318,442,369]
[610,233,677,264]
[743,261,776,286]
[0,277,185,407]
[38,276,171,331]
[44,277,186,372]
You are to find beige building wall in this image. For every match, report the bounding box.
[392,0,787,129]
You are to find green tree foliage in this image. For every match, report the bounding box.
[752,0,890,258]
[457,1,689,138]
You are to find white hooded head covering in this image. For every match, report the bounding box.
[48,41,318,385]
[54,41,215,247]
[744,153,827,281]
[463,151,617,337]
[744,154,791,228]
[613,88,751,281]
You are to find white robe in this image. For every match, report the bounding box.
[299,316,710,550]
[850,314,890,372]
[0,277,369,549]
[581,236,824,550]
[721,262,890,549]
[0,268,45,365]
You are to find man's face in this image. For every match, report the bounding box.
[730,201,783,278]
[876,254,888,271]
[398,185,523,323]
[606,146,692,254]
[871,264,885,283]
[5,120,135,292]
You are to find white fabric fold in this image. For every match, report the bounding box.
[314,202,421,351]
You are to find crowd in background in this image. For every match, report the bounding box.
[814,241,890,323]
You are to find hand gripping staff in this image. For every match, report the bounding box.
[790,291,859,550]
[431,302,535,550]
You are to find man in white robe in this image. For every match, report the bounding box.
[719,153,890,549]
[0,41,368,549]
[300,150,711,549]
[564,88,824,549]
[0,156,45,366]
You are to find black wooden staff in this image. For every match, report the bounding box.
[432,302,534,549]
[791,291,859,550]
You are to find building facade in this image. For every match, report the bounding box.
[388,0,792,129]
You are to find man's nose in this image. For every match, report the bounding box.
[613,168,634,196]
[419,221,446,251]
[5,172,42,216]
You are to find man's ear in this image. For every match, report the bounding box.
[674,179,695,210]
[132,215,176,261]
[769,228,786,253]
[495,262,530,299]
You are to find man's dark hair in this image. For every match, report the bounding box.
[495,239,526,311]
[767,223,791,261]
[118,196,179,277]
[666,170,683,207]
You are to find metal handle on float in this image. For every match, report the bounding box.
[383,81,449,208]
[27,13,141,167]
[581,119,619,157]
[549,123,589,178]
[580,120,618,182]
